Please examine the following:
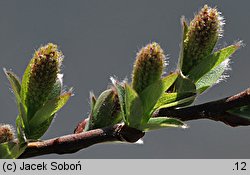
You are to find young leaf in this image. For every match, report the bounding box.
[153,92,196,111]
[188,44,240,82]
[140,72,178,123]
[152,74,196,111]
[86,89,122,131]
[0,141,27,159]
[4,69,21,102]
[5,72,28,139]
[153,74,196,111]
[84,92,97,131]
[89,91,97,113]
[140,117,186,131]
[111,78,127,123]
[178,17,189,70]
[16,102,29,138]
[195,59,229,93]
[173,74,196,94]
[124,84,143,129]
[20,59,32,104]
[16,115,27,144]
[47,76,63,100]
[28,115,55,139]
[27,90,71,139]
[29,91,72,132]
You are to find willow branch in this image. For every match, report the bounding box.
[20,88,250,158]
[19,124,144,158]
[154,88,250,127]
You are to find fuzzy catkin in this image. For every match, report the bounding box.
[24,43,63,119]
[182,5,223,75]
[132,42,165,94]
[0,124,15,143]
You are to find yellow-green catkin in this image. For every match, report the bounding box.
[132,42,165,94]
[24,43,63,119]
[0,124,15,143]
[182,5,223,75]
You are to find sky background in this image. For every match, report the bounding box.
[0,0,250,158]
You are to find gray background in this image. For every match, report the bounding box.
[0,0,249,158]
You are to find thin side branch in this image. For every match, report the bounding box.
[154,88,250,126]
[20,88,250,158]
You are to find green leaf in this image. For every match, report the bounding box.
[188,44,240,83]
[28,91,72,138]
[0,141,27,159]
[20,60,32,104]
[28,114,55,139]
[16,115,27,144]
[86,89,122,130]
[173,74,196,94]
[47,76,63,100]
[178,17,189,70]
[140,117,187,131]
[151,74,196,111]
[140,72,178,122]
[84,92,97,131]
[111,78,127,123]
[4,69,29,142]
[124,84,143,129]
[89,91,96,114]
[153,92,196,111]
[30,91,72,127]
[228,105,250,120]
[16,102,29,138]
[195,60,229,93]
[4,69,21,102]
